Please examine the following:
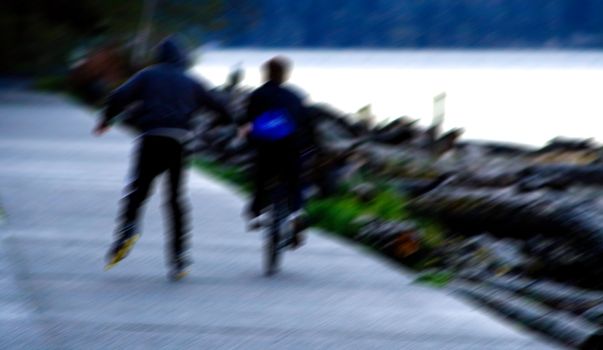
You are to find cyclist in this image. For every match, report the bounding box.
[239,56,314,247]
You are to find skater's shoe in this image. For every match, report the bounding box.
[105,224,140,271]
[168,255,191,282]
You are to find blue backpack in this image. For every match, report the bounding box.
[251,109,297,141]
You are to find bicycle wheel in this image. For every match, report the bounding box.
[263,200,288,276]
[263,226,279,276]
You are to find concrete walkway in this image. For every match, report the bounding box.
[0,91,562,349]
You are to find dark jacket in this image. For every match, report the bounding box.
[244,81,315,148]
[102,38,230,138]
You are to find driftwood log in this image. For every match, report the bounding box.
[450,281,603,349]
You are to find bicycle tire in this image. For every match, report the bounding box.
[263,226,280,276]
[263,198,289,276]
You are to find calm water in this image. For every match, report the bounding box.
[192,50,603,147]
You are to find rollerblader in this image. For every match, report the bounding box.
[94,37,231,280]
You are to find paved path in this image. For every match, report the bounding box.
[0,91,562,349]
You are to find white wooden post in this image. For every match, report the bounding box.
[432,92,446,137]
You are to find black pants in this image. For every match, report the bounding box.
[117,136,189,263]
[250,138,302,216]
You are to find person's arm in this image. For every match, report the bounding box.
[94,71,145,135]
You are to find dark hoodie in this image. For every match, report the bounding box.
[102,38,231,142]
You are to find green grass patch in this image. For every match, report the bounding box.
[306,186,444,251]
[306,195,365,237]
[367,187,408,220]
[306,188,409,237]
[414,269,454,288]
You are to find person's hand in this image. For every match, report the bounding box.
[93,123,110,136]
[238,123,252,138]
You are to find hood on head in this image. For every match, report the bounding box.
[155,37,188,68]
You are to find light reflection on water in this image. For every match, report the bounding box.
[192,50,603,147]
